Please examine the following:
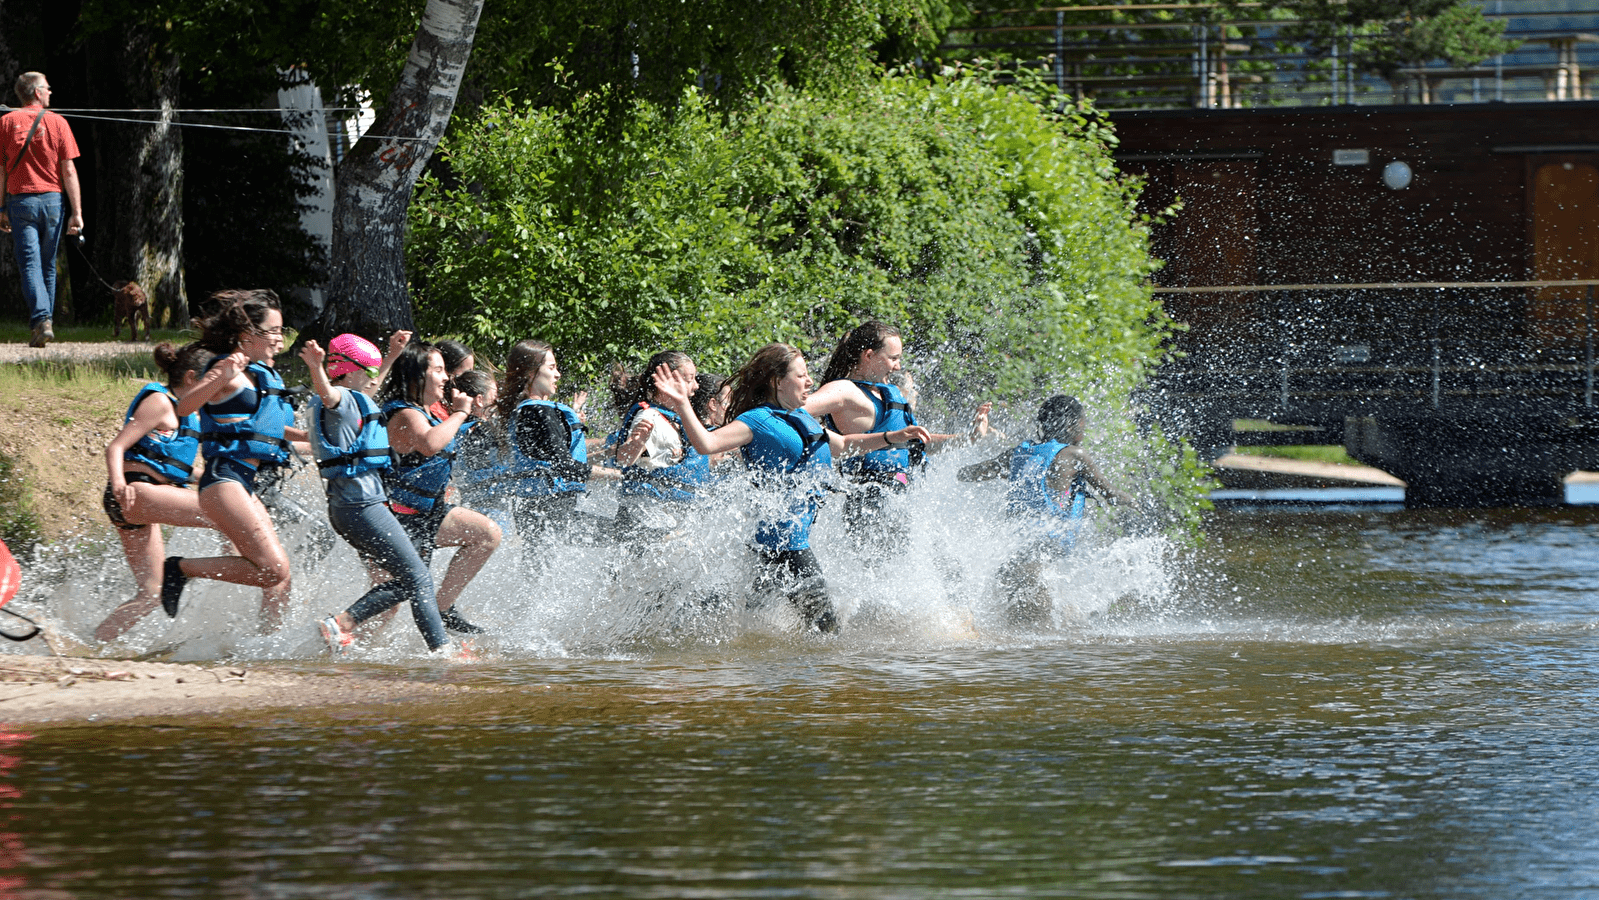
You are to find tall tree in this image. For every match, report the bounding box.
[85,25,187,327]
[313,0,482,337]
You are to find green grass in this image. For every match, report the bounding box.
[1233,445,1359,465]
[0,353,165,388]
[1230,419,1360,465]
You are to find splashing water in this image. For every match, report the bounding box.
[13,438,1180,663]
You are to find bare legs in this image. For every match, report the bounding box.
[187,481,293,633]
[433,507,501,614]
[95,484,213,642]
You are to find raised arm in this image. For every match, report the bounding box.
[298,340,341,411]
[652,363,753,456]
[175,351,247,417]
[372,330,411,393]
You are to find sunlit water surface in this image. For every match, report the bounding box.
[7,485,1599,898]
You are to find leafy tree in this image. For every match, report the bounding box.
[1279,0,1518,82]
[409,69,1210,527]
[409,69,1167,394]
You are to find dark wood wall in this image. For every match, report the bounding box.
[1113,102,1599,285]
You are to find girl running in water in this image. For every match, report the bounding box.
[299,335,455,657]
[609,351,715,544]
[427,339,474,419]
[378,341,502,636]
[166,289,305,633]
[95,341,217,642]
[451,369,509,515]
[498,340,619,569]
[805,321,990,557]
[652,343,930,633]
[957,395,1135,626]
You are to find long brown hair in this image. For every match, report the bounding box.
[820,320,900,386]
[375,341,440,408]
[726,343,804,420]
[194,289,281,354]
[611,350,693,415]
[497,339,554,422]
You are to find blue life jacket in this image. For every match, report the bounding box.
[507,398,588,496]
[1006,440,1089,548]
[454,419,512,504]
[123,382,201,484]
[199,361,293,467]
[617,403,711,504]
[738,404,833,551]
[310,388,392,481]
[829,380,916,481]
[380,400,459,512]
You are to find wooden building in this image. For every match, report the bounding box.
[1111,101,1599,504]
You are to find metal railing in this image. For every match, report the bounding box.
[1147,279,1599,412]
[942,3,1599,109]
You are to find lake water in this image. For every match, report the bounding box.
[7,495,1599,898]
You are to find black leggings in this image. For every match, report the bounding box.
[752,547,838,634]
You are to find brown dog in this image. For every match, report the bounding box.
[112,281,149,342]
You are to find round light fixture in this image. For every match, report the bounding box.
[1383,161,1413,190]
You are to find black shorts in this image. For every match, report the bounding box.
[395,501,454,562]
[102,471,174,531]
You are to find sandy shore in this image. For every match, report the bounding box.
[0,652,496,727]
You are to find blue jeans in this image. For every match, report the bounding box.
[7,192,63,328]
[328,500,450,651]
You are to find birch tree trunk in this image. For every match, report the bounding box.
[317,0,484,339]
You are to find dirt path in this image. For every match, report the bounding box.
[0,339,156,364]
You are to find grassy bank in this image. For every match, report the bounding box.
[0,353,163,549]
[1232,445,1359,465]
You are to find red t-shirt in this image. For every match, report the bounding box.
[0,107,79,195]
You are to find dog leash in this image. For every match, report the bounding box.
[66,234,119,293]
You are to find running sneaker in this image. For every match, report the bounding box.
[318,615,354,656]
[160,556,188,617]
[438,606,486,635]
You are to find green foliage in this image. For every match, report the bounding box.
[1280,0,1518,80]
[410,69,1209,524]
[1354,3,1520,79]
[411,70,1167,396]
[83,0,935,119]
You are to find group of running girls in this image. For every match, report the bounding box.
[99,290,1135,653]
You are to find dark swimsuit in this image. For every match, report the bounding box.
[102,471,170,531]
[199,382,266,492]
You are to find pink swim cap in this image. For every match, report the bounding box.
[327,333,382,380]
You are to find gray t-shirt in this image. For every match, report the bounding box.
[311,387,389,508]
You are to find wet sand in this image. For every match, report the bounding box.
[0,653,497,726]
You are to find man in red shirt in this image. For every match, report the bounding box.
[0,72,83,347]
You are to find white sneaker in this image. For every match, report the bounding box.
[318,615,353,656]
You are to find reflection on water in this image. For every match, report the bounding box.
[6,502,1599,897]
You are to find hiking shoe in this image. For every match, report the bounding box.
[318,614,354,656]
[160,556,187,617]
[39,318,52,343]
[27,323,43,348]
[438,606,486,635]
